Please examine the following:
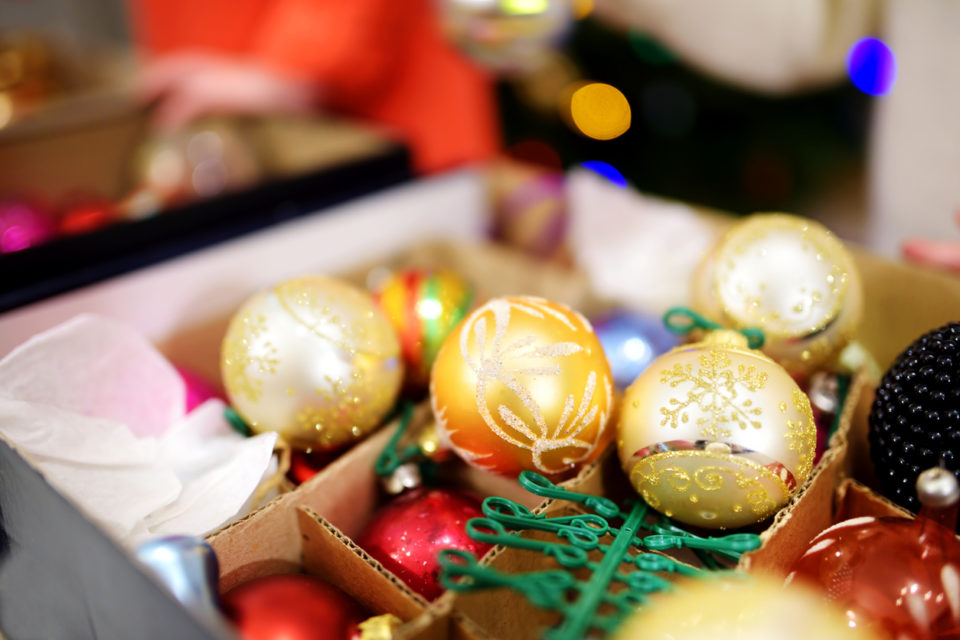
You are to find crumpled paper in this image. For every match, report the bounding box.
[0,314,277,545]
[568,168,721,314]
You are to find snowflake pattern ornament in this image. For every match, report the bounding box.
[618,328,816,529]
[431,296,614,477]
[221,276,402,451]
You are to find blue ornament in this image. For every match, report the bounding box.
[592,311,678,389]
[136,535,220,622]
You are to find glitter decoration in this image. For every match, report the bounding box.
[431,296,614,477]
[694,213,862,376]
[618,324,816,529]
[221,276,402,451]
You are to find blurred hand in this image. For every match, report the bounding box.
[139,53,317,131]
[901,211,960,273]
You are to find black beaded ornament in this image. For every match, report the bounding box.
[869,322,960,515]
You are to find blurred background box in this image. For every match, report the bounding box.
[0,81,413,312]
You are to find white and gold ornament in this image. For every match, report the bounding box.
[439,0,573,74]
[431,296,613,477]
[221,276,402,451]
[617,329,816,529]
[694,213,862,375]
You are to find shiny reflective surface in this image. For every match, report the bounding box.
[618,330,816,529]
[439,0,572,73]
[788,470,960,639]
[593,309,678,389]
[371,267,473,390]
[222,574,367,640]
[613,575,883,640]
[357,488,490,600]
[695,213,862,375]
[221,276,402,451]
[135,535,220,623]
[432,296,614,476]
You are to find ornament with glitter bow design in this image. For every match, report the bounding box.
[432,296,614,477]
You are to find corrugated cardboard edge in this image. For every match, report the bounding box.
[738,369,870,573]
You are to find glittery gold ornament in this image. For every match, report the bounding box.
[371,268,473,389]
[221,276,402,451]
[617,330,816,529]
[612,576,883,640]
[431,296,614,477]
[694,213,862,375]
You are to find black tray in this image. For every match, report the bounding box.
[0,143,412,312]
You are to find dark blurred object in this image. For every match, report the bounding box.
[287,450,336,486]
[498,18,869,213]
[869,322,960,516]
[0,198,56,253]
[0,104,411,311]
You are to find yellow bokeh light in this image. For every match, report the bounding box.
[574,0,594,19]
[501,0,548,16]
[570,82,631,140]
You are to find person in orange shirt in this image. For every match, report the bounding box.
[131,0,499,174]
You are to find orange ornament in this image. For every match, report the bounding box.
[431,296,614,477]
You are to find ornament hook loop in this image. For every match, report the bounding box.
[662,307,766,350]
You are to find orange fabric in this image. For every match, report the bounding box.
[131,0,499,173]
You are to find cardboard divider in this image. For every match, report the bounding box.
[297,507,426,621]
[834,477,914,522]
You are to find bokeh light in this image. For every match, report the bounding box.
[502,0,549,16]
[581,161,627,188]
[847,37,897,96]
[570,82,631,141]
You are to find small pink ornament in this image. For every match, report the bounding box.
[0,199,56,253]
[175,366,224,413]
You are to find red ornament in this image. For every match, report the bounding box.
[222,574,367,640]
[288,449,336,485]
[59,199,115,235]
[357,488,491,600]
[787,468,960,639]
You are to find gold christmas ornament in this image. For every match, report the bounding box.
[617,329,816,529]
[694,213,862,375]
[431,296,614,477]
[612,576,883,640]
[221,276,402,451]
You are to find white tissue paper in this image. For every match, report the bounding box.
[567,168,721,313]
[0,314,277,546]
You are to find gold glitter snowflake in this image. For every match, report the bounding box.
[659,350,768,440]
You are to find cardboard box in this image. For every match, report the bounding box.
[2,175,959,638]
[0,102,412,312]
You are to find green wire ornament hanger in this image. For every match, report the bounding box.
[438,471,761,640]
